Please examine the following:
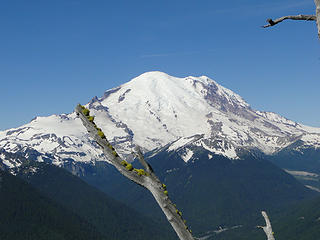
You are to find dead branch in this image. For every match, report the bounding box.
[75,104,194,240]
[257,211,275,240]
[263,1,320,39]
[133,145,154,174]
[262,15,316,28]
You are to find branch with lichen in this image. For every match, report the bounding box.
[75,104,194,240]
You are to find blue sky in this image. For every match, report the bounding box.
[0,0,319,130]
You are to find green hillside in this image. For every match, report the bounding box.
[0,169,106,240]
[212,195,320,240]
[16,162,176,240]
[80,147,317,236]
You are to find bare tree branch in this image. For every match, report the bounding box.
[263,1,320,39]
[257,211,275,240]
[133,145,154,174]
[75,104,194,240]
[262,14,316,28]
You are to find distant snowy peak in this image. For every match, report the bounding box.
[0,71,320,166]
[0,114,105,166]
[100,71,250,112]
[89,71,255,152]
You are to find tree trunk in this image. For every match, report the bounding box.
[315,0,320,38]
[75,104,194,240]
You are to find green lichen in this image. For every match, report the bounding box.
[112,151,119,157]
[82,108,90,116]
[162,184,167,190]
[97,130,106,139]
[108,144,114,151]
[120,160,128,166]
[134,169,147,176]
[178,211,182,216]
[126,164,133,171]
[88,116,95,122]
[163,190,168,195]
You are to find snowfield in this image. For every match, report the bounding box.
[1,71,320,166]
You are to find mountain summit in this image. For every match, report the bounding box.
[0,71,320,167]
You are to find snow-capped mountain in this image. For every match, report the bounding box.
[0,71,319,168]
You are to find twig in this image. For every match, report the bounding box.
[133,146,154,174]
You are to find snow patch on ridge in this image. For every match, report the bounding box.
[256,111,296,126]
[181,148,194,162]
[2,159,16,168]
[0,153,21,168]
[305,185,320,193]
[168,136,201,152]
[285,169,319,178]
[195,140,239,159]
[300,134,320,148]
